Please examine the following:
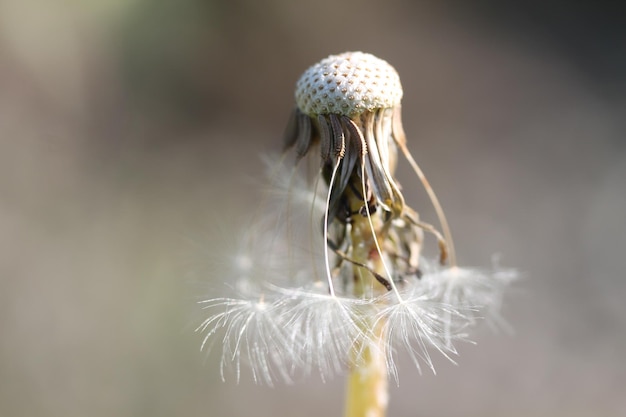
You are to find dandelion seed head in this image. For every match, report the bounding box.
[295,51,403,117]
[196,51,517,386]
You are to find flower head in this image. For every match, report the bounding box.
[294,51,403,117]
[196,52,517,385]
[285,52,407,217]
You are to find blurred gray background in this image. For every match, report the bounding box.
[1,1,625,416]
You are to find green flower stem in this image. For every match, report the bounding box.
[344,324,387,417]
[343,188,389,417]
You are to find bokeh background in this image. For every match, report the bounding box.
[1,1,625,416]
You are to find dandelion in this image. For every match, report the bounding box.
[196,52,517,417]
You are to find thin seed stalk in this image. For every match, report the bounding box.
[343,186,389,417]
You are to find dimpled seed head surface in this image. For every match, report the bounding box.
[295,52,403,117]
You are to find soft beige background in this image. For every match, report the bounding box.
[1,1,625,416]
